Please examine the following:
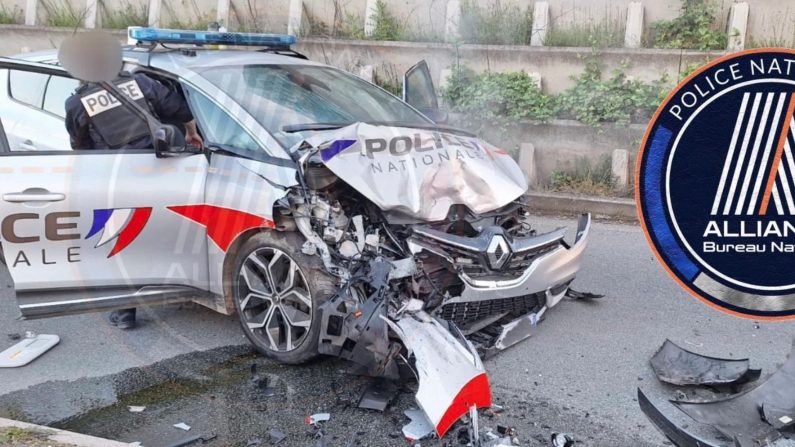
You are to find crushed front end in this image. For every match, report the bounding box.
[280,123,595,440]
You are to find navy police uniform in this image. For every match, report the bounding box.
[65,72,194,150]
[64,72,196,330]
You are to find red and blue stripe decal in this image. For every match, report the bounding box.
[85,208,153,258]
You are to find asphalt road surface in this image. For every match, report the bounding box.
[2,217,795,446]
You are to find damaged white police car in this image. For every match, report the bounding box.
[0,29,593,439]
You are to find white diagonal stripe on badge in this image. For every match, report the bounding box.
[747,93,788,214]
[736,93,776,215]
[723,93,763,215]
[96,208,133,247]
[712,93,751,215]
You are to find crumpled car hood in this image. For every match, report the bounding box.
[298,123,528,222]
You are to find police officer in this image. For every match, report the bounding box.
[65,72,203,329]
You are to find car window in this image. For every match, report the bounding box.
[9,70,49,108]
[184,85,260,151]
[43,75,79,118]
[199,65,430,149]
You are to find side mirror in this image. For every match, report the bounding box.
[154,124,194,158]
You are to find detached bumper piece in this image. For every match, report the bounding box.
[388,311,492,439]
[640,342,795,447]
[637,388,721,447]
[674,342,795,447]
[650,339,761,387]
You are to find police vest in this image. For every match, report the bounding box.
[79,75,153,149]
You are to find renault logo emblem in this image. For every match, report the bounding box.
[486,235,510,269]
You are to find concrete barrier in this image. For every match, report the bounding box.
[526,191,637,221]
[0,27,724,94]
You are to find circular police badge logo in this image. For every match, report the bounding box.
[637,49,795,319]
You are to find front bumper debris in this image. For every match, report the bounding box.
[673,342,795,446]
[387,311,492,439]
[637,388,721,447]
[640,342,795,447]
[650,339,761,387]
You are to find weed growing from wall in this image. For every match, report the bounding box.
[544,18,624,48]
[458,0,533,45]
[444,69,555,132]
[0,4,22,23]
[555,52,669,126]
[101,0,148,28]
[40,0,87,27]
[550,155,616,195]
[649,0,727,50]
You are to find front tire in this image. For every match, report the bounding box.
[231,232,335,364]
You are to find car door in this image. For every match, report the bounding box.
[403,60,447,124]
[0,68,74,151]
[0,59,211,318]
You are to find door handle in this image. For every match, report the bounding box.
[3,191,65,203]
[18,140,36,151]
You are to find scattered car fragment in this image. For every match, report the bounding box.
[173,422,191,431]
[269,428,287,444]
[402,409,436,442]
[673,343,795,447]
[650,339,761,386]
[127,406,146,413]
[305,413,331,426]
[551,433,575,447]
[640,342,795,447]
[637,388,721,447]
[357,379,400,412]
[388,310,492,438]
[0,332,59,368]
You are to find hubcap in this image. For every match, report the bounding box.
[237,248,313,352]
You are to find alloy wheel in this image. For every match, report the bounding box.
[237,247,313,352]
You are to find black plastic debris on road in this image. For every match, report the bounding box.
[637,388,721,447]
[650,339,761,386]
[269,428,287,444]
[673,342,795,447]
[357,379,400,412]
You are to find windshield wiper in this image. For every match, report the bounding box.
[282,123,351,133]
[282,121,476,138]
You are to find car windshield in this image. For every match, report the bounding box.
[198,64,431,149]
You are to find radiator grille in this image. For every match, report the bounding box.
[439,292,545,326]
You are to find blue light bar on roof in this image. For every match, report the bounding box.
[128,27,297,47]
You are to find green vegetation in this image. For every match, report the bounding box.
[373,64,402,96]
[40,0,86,27]
[444,67,554,131]
[556,53,669,126]
[102,1,148,29]
[443,50,669,128]
[0,4,22,24]
[367,0,401,41]
[550,156,616,196]
[459,0,533,45]
[544,18,624,48]
[0,427,69,447]
[649,0,727,50]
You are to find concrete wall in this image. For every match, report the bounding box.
[1,0,793,43]
[0,26,721,94]
[294,38,721,94]
[465,117,645,182]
